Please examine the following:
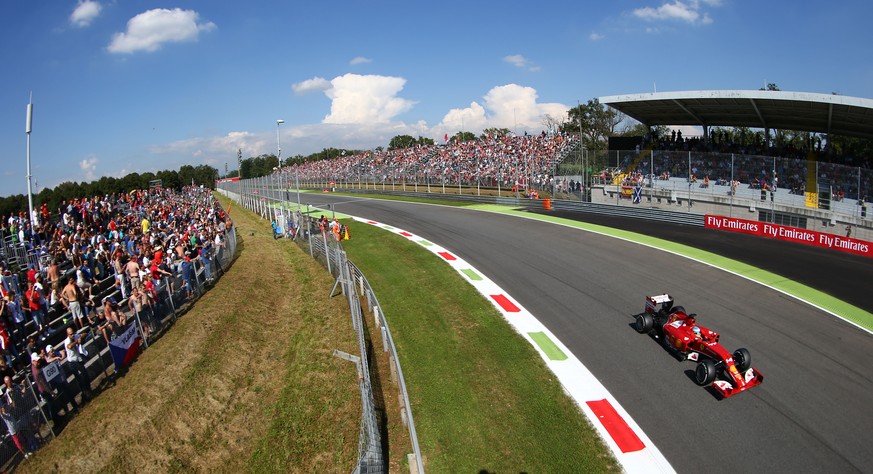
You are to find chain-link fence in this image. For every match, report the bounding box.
[556,148,872,216]
[0,197,238,472]
[216,183,425,474]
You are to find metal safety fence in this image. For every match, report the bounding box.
[556,148,872,221]
[216,183,425,474]
[0,195,238,472]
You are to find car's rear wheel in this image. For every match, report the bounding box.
[695,359,717,386]
[635,312,654,333]
[733,348,751,372]
[670,305,686,315]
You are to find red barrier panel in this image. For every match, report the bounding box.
[705,215,872,258]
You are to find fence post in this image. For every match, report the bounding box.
[132,300,149,349]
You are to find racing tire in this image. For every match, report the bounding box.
[670,305,686,315]
[733,348,752,372]
[695,359,717,386]
[635,312,654,333]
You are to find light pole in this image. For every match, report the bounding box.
[276,119,284,163]
[25,94,36,228]
[275,120,284,224]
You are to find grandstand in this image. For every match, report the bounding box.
[596,90,873,239]
[269,90,873,241]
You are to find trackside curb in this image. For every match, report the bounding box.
[353,216,676,474]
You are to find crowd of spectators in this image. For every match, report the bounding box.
[272,128,870,204]
[0,185,231,460]
[276,132,579,194]
[610,132,871,203]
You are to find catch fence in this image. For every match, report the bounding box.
[216,183,425,474]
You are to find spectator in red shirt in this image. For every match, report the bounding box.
[25,281,47,339]
[26,265,37,286]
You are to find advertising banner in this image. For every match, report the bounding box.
[705,215,872,258]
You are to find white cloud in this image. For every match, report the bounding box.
[503,54,542,72]
[108,8,216,54]
[633,0,716,25]
[152,131,260,157]
[589,32,605,41]
[503,54,540,72]
[292,77,331,95]
[504,54,528,68]
[322,74,415,124]
[149,83,567,168]
[80,156,98,180]
[70,1,102,28]
[437,84,568,136]
[350,56,372,65]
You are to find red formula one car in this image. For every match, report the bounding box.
[634,294,764,398]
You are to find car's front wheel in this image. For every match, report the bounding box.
[733,348,751,372]
[695,359,717,386]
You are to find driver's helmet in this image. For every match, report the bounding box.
[692,326,701,337]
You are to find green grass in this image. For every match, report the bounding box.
[342,221,619,472]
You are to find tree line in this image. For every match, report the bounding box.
[0,164,218,218]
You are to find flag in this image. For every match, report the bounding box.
[444,133,448,143]
[109,324,142,369]
[633,186,642,204]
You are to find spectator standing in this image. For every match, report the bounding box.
[25,281,47,341]
[30,352,59,424]
[61,277,88,330]
[0,392,30,459]
[181,256,196,299]
[45,344,78,415]
[5,292,26,345]
[63,327,92,400]
[126,256,142,291]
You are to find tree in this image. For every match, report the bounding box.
[388,135,416,150]
[561,98,624,150]
[179,165,196,186]
[193,165,219,188]
[157,170,181,190]
[452,131,476,143]
[481,128,511,139]
[415,136,434,146]
[542,114,566,134]
[284,154,305,167]
[617,121,648,137]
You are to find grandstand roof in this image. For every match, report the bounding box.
[599,90,873,140]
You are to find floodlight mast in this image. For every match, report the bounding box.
[276,119,284,162]
[25,93,36,228]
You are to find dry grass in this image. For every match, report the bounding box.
[21,195,360,473]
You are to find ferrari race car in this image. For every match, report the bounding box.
[634,294,764,398]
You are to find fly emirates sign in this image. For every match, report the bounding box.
[705,215,872,258]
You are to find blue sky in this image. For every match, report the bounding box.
[1,0,871,197]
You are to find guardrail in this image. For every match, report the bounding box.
[0,193,238,472]
[216,184,425,474]
[536,199,706,226]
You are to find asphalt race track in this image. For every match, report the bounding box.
[295,193,873,473]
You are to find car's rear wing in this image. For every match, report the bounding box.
[645,294,673,314]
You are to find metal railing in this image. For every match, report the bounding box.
[0,197,238,472]
[216,183,425,474]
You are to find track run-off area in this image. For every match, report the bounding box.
[294,191,873,474]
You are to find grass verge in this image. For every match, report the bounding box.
[341,220,619,472]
